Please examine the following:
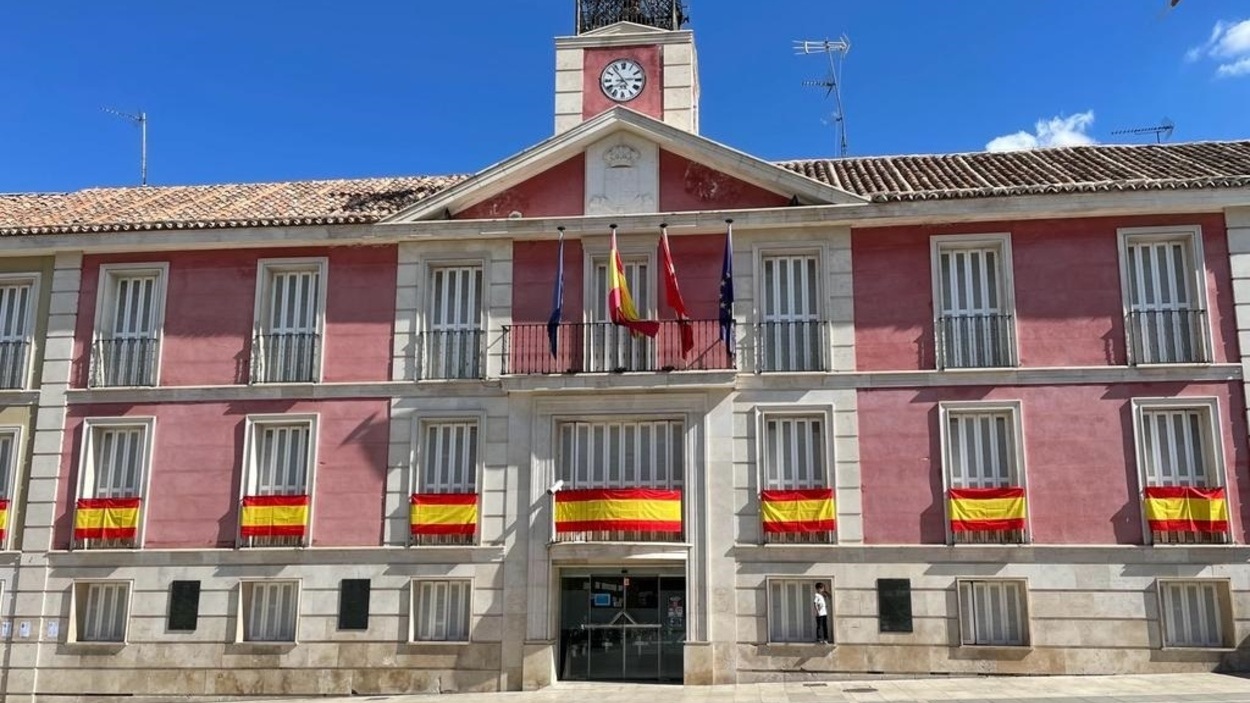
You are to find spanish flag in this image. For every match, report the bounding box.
[0,498,10,541]
[760,488,835,533]
[1144,486,1228,533]
[608,229,660,338]
[74,497,141,541]
[411,493,478,536]
[948,487,1027,532]
[240,494,309,538]
[555,488,682,534]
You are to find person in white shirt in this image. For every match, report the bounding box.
[813,582,829,644]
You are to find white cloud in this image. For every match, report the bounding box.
[986,111,1097,152]
[1186,19,1250,78]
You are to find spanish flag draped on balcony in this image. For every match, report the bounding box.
[240,494,309,537]
[74,497,141,541]
[760,488,835,533]
[1144,486,1228,533]
[608,227,660,338]
[0,498,8,541]
[554,488,682,534]
[948,487,1027,532]
[410,493,478,536]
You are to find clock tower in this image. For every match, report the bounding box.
[555,0,700,134]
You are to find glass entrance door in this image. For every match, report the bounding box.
[559,573,685,683]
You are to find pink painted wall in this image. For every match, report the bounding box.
[456,155,586,219]
[582,45,663,121]
[853,214,1237,371]
[857,382,1250,545]
[659,151,791,212]
[73,246,396,387]
[55,399,390,549]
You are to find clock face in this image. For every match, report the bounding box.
[600,59,646,103]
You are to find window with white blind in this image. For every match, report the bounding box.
[241,580,300,643]
[72,581,131,643]
[958,580,1029,647]
[93,266,165,387]
[0,428,18,504]
[411,579,472,643]
[759,254,824,372]
[1158,580,1231,649]
[253,260,325,383]
[767,578,827,643]
[1120,229,1208,364]
[79,422,150,500]
[419,421,478,494]
[425,266,484,379]
[557,420,684,488]
[933,237,1014,369]
[943,407,1021,489]
[1136,404,1218,488]
[588,257,653,372]
[245,420,314,496]
[761,416,827,490]
[0,277,35,389]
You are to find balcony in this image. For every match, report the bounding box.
[73,497,141,550]
[576,0,687,33]
[503,320,734,375]
[755,321,829,372]
[239,494,309,548]
[1127,309,1209,365]
[0,339,29,389]
[419,330,485,380]
[90,338,158,387]
[948,487,1028,545]
[1144,485,1229,545]
[937,314,1015,370]
[552,488,684,543]
[250,333,319,384]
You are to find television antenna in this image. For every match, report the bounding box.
[795,37,851,157]
[1111,118,1175,144]
[103,107,148,186]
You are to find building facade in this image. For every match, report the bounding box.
[2,3,1250,701]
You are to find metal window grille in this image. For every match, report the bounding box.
[415,421,478,546]
[760,255,824,372]
[78,582,129,642]
[425,267,484,379]
[0,430,14,499]
[0,282,31,389]
[244,581,299,642]
[588,259,653,372]
[1160,581,1225,648]
[255,267,321,383]
[414,580,471,642]
[958,580,1027,646]
[937,246,1013,368]
[94,273,159,387]
[1124,238,1205,364]
[767,579,820,643]
[245,422,311,547]
[762,416,832,544]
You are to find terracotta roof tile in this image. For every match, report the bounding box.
[2,141,1249,236]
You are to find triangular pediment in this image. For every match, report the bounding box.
[381,108,867,224]
[580,21,670,37]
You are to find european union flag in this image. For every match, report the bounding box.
[718,222,735,357]
[547,234,565,359]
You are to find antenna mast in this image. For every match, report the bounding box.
[103,108,148,186]
[1111,118,1175,144]
[795,37,851,158]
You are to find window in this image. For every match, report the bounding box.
[338,579,371,631]
[933,237,1015,369]
[252,260,325,383]
[958,580,1029,647]
[1120,229,1208,365]
[1158,580,1231,649]
[240,580,299,643]
[92,265,166,387]
[758,254,825,372]
[0,277,35,389]
[411,420,479,546]
[411,579,471,643]
[942,405,1027,544]
[424,266,484,380]
[759,414,833,544]
[75,420,151,549]
[0,428,18,548]
[168,580,201,632]
[72,581,131,643]
[766,578,828,644]
[1134,401,1228,544]
[588,255,653,372]
[241,417,315,547]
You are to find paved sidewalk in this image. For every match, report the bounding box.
[230,673,1250,703]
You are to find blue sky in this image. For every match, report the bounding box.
[2,1,1248,192]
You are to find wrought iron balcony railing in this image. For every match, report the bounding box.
[420,329,485,380]
[90,338,158,387]
[937,313,1015,370]
[755,320,829,373]
[1126,309,1209,365]
[0,339,29,389]
[250,333,320,384]
[576,0,687,33]
[503,320,734,375]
